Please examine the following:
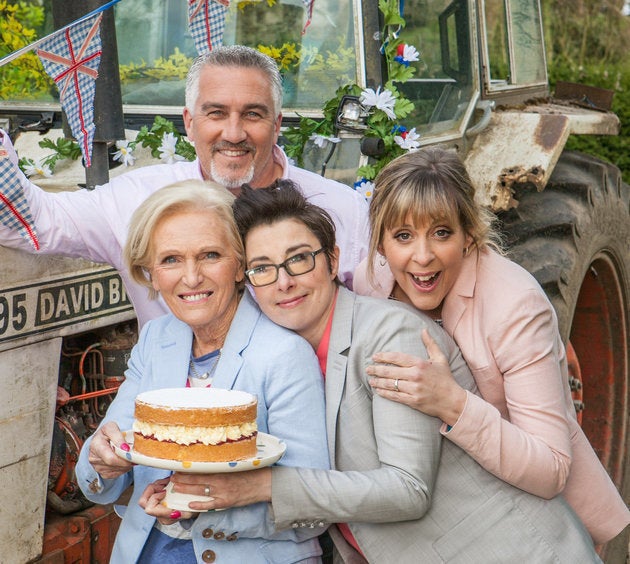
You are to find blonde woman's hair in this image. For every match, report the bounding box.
[125,180,244,300]
[368,147,502,279]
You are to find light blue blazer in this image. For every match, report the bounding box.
[76,291,329,563]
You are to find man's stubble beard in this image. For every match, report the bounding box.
[209,157,255,190]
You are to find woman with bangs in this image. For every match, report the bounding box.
[353,146,629,546]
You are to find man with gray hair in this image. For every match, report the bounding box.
[0,46,368,327]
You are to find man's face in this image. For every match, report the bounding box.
[183,65,282,189]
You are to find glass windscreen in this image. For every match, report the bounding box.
[395,0,475,137]
[0,0,357,111]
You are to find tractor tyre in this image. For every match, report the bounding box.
[498,150,630,562]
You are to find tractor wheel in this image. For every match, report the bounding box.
[498,150,630,561]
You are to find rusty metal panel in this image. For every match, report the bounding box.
[465,111,570,212]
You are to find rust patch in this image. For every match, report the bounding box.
[498,165,546,192]
[535,114,567,151]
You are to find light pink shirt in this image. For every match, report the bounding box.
[0,132,368,328]
[354,247,629,544]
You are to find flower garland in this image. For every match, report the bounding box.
[282,1,421,201]
[19,115,195,177]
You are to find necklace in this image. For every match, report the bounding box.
[189,350,221,381]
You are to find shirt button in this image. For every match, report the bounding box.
[202,528,214,538]
[213,531,225,540]
[226,533,238,541]
[202,549,216,563]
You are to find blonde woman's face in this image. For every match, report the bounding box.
[149,210,244,333]
[380,213,472,318]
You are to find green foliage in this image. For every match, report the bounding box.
[546,2,630,184]
[118,48,194,82]
[18,136,82,174]
[0,1,54,100]
[133,115,195,161]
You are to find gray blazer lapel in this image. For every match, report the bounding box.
[325,287,354,467]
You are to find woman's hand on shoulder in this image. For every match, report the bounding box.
[87,421,134,479]
[367,329,467,426]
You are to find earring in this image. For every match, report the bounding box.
[463,246,470,257]
[378,254,387,267]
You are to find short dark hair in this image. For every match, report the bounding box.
[233,179,337,274]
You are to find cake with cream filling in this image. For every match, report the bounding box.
[133,388,258,462]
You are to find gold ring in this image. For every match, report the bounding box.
[204,486,211,496]
[394,379,399,392]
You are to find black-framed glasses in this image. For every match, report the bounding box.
[245,248,325,287]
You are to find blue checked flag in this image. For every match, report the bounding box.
[37,14,103,168]
[188,0,230,55]
[0,149,39,250]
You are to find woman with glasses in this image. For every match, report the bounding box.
[152,180,599,563]
[75,179,329,563]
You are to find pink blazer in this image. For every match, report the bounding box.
[354,248,629,544]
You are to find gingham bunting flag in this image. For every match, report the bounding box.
[0,149,39,250]
[37,14,103,168]
[188,0,230,55]
[302,0,315,34]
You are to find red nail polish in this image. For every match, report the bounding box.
[169,510,181,520]
[120,443,130,452]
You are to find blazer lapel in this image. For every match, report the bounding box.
[211,292,255,390]
[442,250,478,336]
[325,287,353,468]
[154,315,193,389]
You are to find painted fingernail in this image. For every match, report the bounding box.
[120,443,130,452]
[169,510,181,520]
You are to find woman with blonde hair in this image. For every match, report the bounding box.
[354,147,629,545]
[76,179,329,563]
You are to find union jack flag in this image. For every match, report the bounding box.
[0,148,39,250]
[37,14,103,168]
[188,0,230,55]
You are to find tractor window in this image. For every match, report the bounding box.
[395,0,476,137]
[0,0,357,113]
[483,0,546,90]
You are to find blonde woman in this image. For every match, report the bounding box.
[354,147,629,545]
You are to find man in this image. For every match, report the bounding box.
[0,46,368,327]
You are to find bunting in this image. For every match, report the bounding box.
[188,0,230,55]
[302,0,315,34]
[37,14,103,168]
[0,148,39,250]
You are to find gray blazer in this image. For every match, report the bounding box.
[271,288,599,563]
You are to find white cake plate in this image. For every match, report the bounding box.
[113,430,286,473]
[113,431,286,512]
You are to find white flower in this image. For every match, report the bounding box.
[354,179,375,202]
[158,132,186,164]
[112,140,135,166]
[23,159,52,178]
[402,45,420,63]
[394,127,421,151]
[360,87,397,120]
[309,133,341,148]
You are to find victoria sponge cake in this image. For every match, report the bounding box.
[133,388,258,462]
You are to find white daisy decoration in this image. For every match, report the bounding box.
[158,132,186,164]
[309,133,341,148]
[354,179,375,202]
[112,140,136,166]
[23,159,53,178]
[394,127,421,151]
[360,87,397,120]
